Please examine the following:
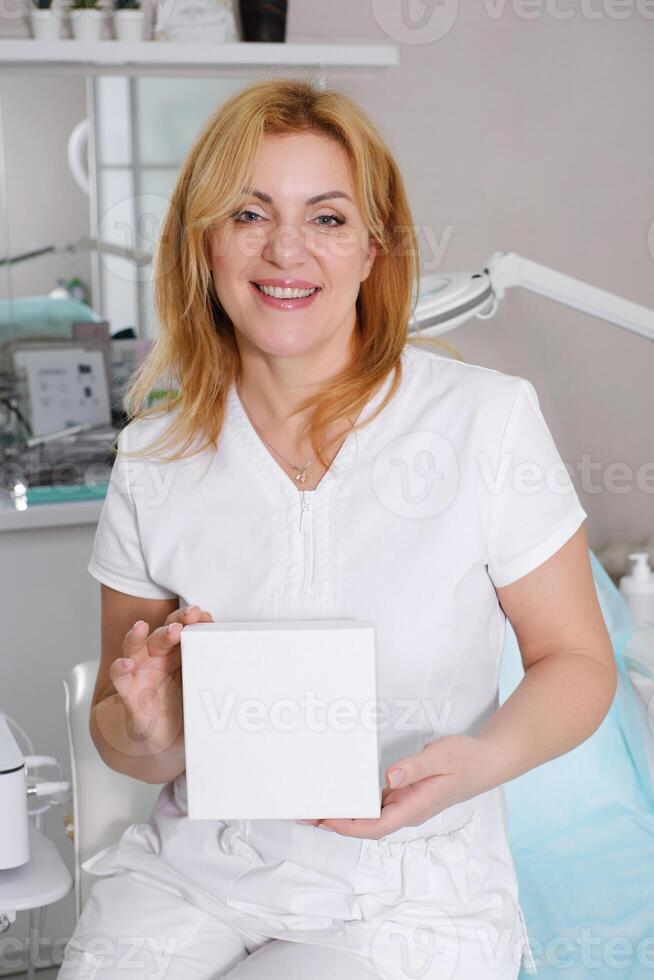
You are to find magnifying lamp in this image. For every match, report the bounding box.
[410,251,654,343]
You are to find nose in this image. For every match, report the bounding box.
[262,221,310,267]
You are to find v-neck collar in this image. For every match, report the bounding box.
[226,345,415,502]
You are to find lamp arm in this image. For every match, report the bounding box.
[485,251,654,342]
[72,237,153,265]
[0,238,153,268]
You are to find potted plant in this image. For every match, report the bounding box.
[30,0,62,40]
[69,0,110,40]
[113,0,145,41]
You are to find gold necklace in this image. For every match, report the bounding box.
[236,384,318,484]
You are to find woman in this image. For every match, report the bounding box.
[59,78,616,979]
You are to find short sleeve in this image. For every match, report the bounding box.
[485,378,588,588]
[87,425,178,600]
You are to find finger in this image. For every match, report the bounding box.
[164,605,215,626]
[146,621,184,658]
[121,620,151,664]
[318,799,406,839]
[384,739,449,790]
[108,654,139,697]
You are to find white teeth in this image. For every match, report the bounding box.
[256,284,318,299]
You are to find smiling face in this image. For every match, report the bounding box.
[208,132,377,363]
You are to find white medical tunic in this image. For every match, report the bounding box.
[85,342,588,976]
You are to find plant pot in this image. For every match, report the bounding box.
[70,5,110,39]
[30,5,63,39]
[238,0,286,42]
[113,7,145,40]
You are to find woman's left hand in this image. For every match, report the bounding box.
[295,735,494,839]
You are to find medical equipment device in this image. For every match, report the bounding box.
[409,250,654,343]
[0,716,29,869]
[0,712,71,871]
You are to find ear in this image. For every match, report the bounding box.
[361,239,378,282]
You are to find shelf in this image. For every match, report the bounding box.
[0,494,104,532]
[0,39,400,76]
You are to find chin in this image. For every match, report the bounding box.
[244,326,323,356]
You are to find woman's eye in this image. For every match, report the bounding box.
[314,213,345,227]
[232,210,345,227]
[234,209,265,223]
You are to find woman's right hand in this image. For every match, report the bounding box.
[106,604,214,756]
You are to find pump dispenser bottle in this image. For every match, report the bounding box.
[619,553,654,625]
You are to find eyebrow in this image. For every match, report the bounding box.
[242,187,354,206]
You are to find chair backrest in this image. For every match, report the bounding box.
[63,661,163,917]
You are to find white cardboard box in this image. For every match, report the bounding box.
[180,620,381,820]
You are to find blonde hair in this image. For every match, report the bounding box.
[121,77,460,465]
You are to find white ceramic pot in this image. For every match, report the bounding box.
[30,5,62,39]
[70,5,109,39]
[113,7,144,40]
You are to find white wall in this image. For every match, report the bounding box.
[287,1,654,551]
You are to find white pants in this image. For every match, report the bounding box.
[57,871,383,979]
[58,791,533,979]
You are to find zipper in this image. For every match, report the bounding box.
[299,490,315,596]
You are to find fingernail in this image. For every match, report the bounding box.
[295,820,313,825]
[133,620,146,632]
[319,824,335,832]
[167,623,180,634]
[387,769,405,788]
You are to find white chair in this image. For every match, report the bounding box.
[62,661,164,917]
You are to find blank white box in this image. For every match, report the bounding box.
[180,620,381,820]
